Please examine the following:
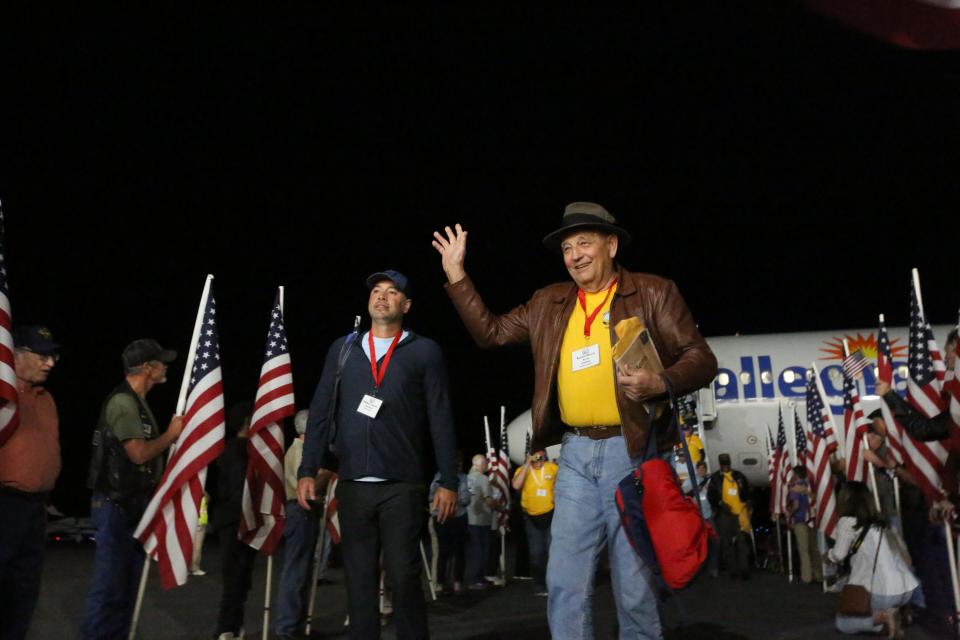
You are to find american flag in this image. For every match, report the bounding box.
[879,399,947,505]
[0,204,19,448]
[239,290,294,554]
[842,349,870,380]
[769,406,787,516]
[134,278,226,589]
[766,427,777,496]
[794,406,813,481]
[489,411,511,533]
[806,371,838,538]
[842,367,870,482]
[908,276,945,418]
[877,315,894,385]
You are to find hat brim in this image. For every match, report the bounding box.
[157,349,178,363]
[365,272,395,289]
[542,222,632,253]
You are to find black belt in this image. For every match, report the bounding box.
[567,425,622,441]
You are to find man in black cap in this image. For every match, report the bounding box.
[297,270,458,640]
[81,339,184,640]
[0,325,61,640]
[433,203,716,639]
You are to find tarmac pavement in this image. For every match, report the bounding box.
[30,538,944,639]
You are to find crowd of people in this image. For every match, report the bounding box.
[3,201,957,640]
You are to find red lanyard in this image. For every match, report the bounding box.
[577,280,617,337]
[369,330,402,389]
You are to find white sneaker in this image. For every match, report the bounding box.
[190,568,206,576]
[216,634,234,640]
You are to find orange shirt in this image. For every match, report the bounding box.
[0,380,60,493]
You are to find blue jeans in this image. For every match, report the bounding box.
[80,492,148,640]
[467,524,491,585]
[547,433,661,640]
[525,511,553,590]
[274,500,319,637]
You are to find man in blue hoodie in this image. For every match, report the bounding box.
[297,270,458,640]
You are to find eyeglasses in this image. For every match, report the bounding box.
[18,349,60,363]
[532,455,546,462]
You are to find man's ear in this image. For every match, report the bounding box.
[607,233,619,259]
[402,298,412,315]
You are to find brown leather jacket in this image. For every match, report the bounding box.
[445,268,717,457]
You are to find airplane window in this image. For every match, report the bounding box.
[897,366,909,378]
[717,372,730,386]
[783,370,796,383]
[741,457,759,466]
[739,372,752,385]
[760,371,773,384]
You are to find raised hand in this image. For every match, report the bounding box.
[431,223,468,284]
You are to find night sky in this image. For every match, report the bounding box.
[1,4,957,513]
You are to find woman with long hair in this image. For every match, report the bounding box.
[826,481,918,638]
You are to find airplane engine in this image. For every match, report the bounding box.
[505,409,561,465]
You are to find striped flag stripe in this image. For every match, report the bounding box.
[0,206,20,448]
[240,291,293,554]
[135,280,225,589]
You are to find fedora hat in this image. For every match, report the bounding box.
[542,202,632,252]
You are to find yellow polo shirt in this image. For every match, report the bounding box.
[513,461,559,516]
[557,284,620,427]
[685,433,705,464]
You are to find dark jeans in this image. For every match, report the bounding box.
[466,524,491,585]
[274,500,319,636]
[524,511,553,589]
[337,480,428,640]
[0,491,46,640]
[80,492,148,640]
[215,525,257,637]
[715,510,751,578]
[435,514,467,587]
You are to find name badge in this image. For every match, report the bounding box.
[572,344,601,372]
[727,488,738,497]
[357,394,383,418]
[536,489,548,497]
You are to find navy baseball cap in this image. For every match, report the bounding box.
[13,325,61,355]
[365,269,412,297]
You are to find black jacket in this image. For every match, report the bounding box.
[707,469,751,513]
[299,330,458,490]
[882,390,952,441]
[211,436,248,531]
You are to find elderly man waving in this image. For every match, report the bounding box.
[433,202,716,640]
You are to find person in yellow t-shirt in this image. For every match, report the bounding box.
[512,450,559,595]
[706,453,753,579]
[681,422,705,465]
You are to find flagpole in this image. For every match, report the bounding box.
[128,559,151,640]
[767,425,784,571]
[256,286,284,639]
[499,405,507,585]
[818,531,828,593]
[128,275,213,640]
[912,268,926,319]
[175,274,213,418]
[420,542,437,600]
[944,521,960,637]
[305,499,328,637]
[484,416,492,454]
[786,528,794,583]
[262,556,273,640]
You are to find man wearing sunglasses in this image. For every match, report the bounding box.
[0,325,61,640]
[512,449,558,597]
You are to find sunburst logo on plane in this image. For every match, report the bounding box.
[818,332,907,362]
